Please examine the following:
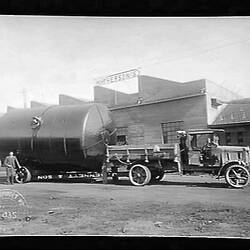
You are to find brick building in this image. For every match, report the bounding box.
[94,75,244,146]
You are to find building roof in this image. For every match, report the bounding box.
[212,98,250,126]
[188,128,225,134]
[59,94,91,105]
[6,106,19,112]
[138,75,206,102]
[94,75,207,108]
[110,92,206,110]
[30,101,54,108]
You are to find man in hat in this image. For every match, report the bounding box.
[177,131,189,165]
[4,152,20,185]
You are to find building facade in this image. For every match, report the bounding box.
[94,75,243,146]
[210,98,250,146]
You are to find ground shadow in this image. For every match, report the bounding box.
[112,179,229,188]
[0,176,229,189]
[0,176,12,185]
[0,176,98,185]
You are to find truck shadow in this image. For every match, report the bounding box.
[0,176,228,188]
[113,179,229,188]
[0,176,98,185]
[153,180,228,188]
[0,176,7,185]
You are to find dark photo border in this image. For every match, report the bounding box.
[0,1,249,249]
[0,0,249,16]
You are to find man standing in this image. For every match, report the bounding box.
[177,131,189,165]
[4,152,19,185]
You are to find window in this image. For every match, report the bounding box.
[116,127,128,145]
[237,132,244,144]
[117,135,127,145]
[190,134,210,149]
[242,112,247,119]
[225,132,231,145]
[161,121,184,143]
[211,98,221,109]
[189,133,221,150]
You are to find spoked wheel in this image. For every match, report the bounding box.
[225,165,250,188]
[129,164,151,186]
[15,167,32,183]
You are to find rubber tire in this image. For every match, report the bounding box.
[129,164,151,186]
[225,165,250,188]
[15,167,32,183]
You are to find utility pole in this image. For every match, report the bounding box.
[137,70,141,93]
[137,70,142,101]
[114,90,118,105]
[22,88,28,108]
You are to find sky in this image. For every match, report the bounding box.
[0,16,250,113]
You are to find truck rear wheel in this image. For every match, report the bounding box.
[225,165,249,188]
[129,164,151,186]
[15,167,32,183]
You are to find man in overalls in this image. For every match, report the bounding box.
[4,152,19,185]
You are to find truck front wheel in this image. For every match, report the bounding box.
[225,165,249,188]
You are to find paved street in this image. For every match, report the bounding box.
[0,169,249,236]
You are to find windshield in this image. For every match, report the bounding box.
[189,133,220,150]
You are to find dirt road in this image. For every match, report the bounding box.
[0,172,249,236]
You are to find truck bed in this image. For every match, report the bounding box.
[106,143,180,162]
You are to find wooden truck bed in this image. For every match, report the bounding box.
[106,143,180,163]
[101,143,183,185]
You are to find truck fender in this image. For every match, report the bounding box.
[217,160,246,178]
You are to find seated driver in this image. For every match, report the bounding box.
[203,136,218,149]
[213,133,219,146]
[204,135,221,165]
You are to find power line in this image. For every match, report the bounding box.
[137,37,250,71]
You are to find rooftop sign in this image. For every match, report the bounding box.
[96,69,140,86]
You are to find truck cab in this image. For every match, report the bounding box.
[177,128,250,188]
[186,129,224,167]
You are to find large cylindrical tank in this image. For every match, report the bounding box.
[0,103,116,172]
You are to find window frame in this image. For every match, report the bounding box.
[225,132,232,145]
[237,131,244,144]
[116,127,128,145]
[161,120,184,144]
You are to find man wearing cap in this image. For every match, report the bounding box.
[177,131,189,165]
[4,152,19,185]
